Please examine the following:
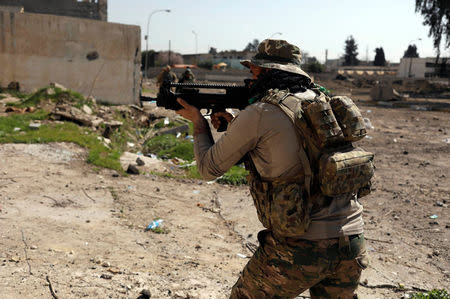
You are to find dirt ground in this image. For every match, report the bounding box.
[0,81,449,299]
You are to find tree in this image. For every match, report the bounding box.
[304,57,325,73]
[343,35,359,66]
[156,51,183,66]
[208,47,217,55]
[141,50,156,71]
[415,0,450,57]
[373,47,386,66]
[243,39,260,52]
[403,44,420,58]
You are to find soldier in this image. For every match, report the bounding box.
[176,67,196,93]
[178,67,196,84]
[176,39,369,298]
[156,65,177,88]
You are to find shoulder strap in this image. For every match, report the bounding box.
[260,89,313,196]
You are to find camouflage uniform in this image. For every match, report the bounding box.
[178,68,195,83]
[156,66,177,87]
[229,39,369,298]
[230,230,367,299]
[176,68,196,92]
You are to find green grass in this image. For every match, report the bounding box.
[143,134,248,184]
[0,111,123,172]
[6,87,92,109]
[144,134,194,161]
[2,90,28,100]
[411,289,450,299]
[217,165,248,185]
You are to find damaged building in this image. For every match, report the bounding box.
[0,0,107,21]
[0,0,142,105]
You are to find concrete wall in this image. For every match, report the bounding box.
[0,11,141,105]
[0,0,107,21]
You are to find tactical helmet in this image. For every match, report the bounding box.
[241,39,310,79]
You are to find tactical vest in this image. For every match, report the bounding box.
[245,88,374,237]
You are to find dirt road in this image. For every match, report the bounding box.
[0,96,449,298]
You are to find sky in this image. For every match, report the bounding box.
[108,0,449,63]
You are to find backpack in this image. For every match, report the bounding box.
[260,88,374,199]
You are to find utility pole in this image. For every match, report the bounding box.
[144,9,171,79]
[168,40,171,66]
[366,45,368,64]
[192,31,198,65]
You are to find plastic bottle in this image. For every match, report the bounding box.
[145,219,163,231]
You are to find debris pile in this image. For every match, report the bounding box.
[0,83,194,174]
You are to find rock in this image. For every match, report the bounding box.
[136,157,145,166]
[155,124,190,137]
[30,245,37,250]
[370,83,406,101]
[29,123,41,130]
[101,261,110,267]
[0,96,21,104]
[127,164,140,175]
[9,257,20,263]
[46,87,56,95]
[103,120,123,128]
[107,267,121,274]
[100,273,112,280]
[82,105,93,115]
[139,289,152,299]
[7,81,20,91]
[49,82,68,91]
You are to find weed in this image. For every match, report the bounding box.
[411,289,450,299]
[108,187,119,201]
[217,165,248,185]
[151,227,169,234]
[7,86,93,109]
[144,134,194,161]
[148,171,177,179]
[0,111,123,172]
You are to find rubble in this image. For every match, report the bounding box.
[51,104,103,127]
[370,83,407,101]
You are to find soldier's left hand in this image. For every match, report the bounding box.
[175,98,203,124]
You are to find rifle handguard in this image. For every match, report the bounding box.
[156,80,252,112]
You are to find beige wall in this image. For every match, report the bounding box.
[0,11,141,105]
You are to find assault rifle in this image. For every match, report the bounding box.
[140,79,252,131]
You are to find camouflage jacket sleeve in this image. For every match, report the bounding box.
[194,105,261,180]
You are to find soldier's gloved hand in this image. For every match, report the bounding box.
[176,98,210,136]
[211,111,234,130]
[175,98,203,123]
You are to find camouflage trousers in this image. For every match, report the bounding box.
[230,230,368,299]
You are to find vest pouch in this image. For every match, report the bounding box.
[319,147,374,196]
[330,96,366,142]
[303,97,344,148]
[268,182,311,237]
[246,173,271,229]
